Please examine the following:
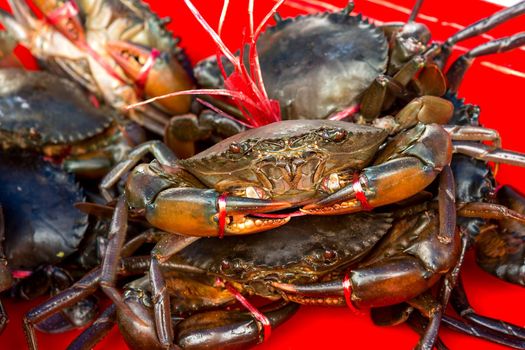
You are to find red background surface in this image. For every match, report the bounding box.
[1,0,524,349]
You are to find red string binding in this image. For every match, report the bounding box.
[217,193,228,239]
[216,278,272,343]
[342,273,362,315]
[135,48,161,90]
[353,173,373,211]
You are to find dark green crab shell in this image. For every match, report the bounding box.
[257,11,388,120]
[174,213,393,291]
[0,69,112,149]
[179,120,387,201]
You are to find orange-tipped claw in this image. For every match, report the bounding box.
[145,188,291,237]
[106,40,194,114]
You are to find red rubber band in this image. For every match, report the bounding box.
[342,273,361,315]
[217,193,228,239]
[135,48,161,89]
[353,173,373,211]
[216,278,272,342]
[12,270,33,279]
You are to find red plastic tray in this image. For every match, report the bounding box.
[1,0,524,349]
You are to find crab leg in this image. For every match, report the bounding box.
[66,304,117,350]
[453,142,525,168]
[446,32,525,93]
[451,277,525,340]
[437,1,525,67]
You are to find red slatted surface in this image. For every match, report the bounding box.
[1,0,524,349]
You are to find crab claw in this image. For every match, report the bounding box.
[29,0,86,45]
[106,41,193,114]
[146,188,291,237]
[176,303,299,349]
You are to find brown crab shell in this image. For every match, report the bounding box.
[172,213,394,297]
[179,120,387,203]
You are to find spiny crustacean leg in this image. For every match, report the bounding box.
[275,167,460,311]
[435,1,525,67]
[451,277,525,341]
[446,32,525,93]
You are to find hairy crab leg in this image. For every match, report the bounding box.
[436,1,525,67]
[446,32,525,93]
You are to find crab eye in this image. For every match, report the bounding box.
[229,142,242,154]
[321,128,347,143]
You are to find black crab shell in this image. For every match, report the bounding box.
[179,119,388,189]
[175,213,393,281]
[257,12,388,120]
[0,69,112,148]
[0,153,88,269]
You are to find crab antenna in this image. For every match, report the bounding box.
[273,12,283,23]
[408,0,425,23]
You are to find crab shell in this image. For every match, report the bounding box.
[0,153,88,269]
[256,12,388,120]
[178,120,388,204]
[170,213,394,299]
[0,69,112,151]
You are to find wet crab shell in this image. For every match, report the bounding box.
[0,69,112,149]
[257,12,388,120]
[179,120,387,202]
[173,213,393,294]
[0,153,88,269]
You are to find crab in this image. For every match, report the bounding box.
[23,180,525,349]
[0,68,145,178]
[0,0,195,134]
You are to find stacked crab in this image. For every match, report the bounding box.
[0,0,524,349]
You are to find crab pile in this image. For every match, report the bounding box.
[0,0,524,349]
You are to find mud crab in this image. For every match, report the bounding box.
[0,0,194,134]
[0,68,145,178]
[23,178,525,349]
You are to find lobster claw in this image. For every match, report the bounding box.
[106,40,194,114]
[145,188,292,237]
